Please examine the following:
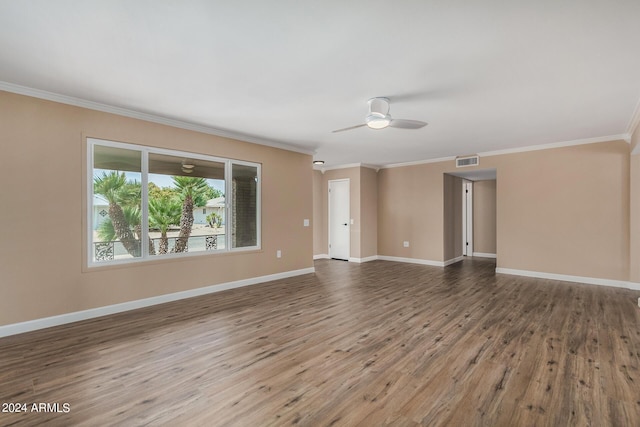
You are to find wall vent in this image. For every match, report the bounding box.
[456,155,479,168]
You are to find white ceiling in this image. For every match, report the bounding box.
[1,1,639,168]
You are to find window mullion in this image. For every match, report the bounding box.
[87,140,95,265]
[225,160,232,252]
[141,149,149,259]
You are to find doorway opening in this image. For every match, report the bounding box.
[463,180,473,256]
[445,168,497,261]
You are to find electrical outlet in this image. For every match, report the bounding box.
[403,241,409,248]
[277,250,282,258]
[303,219,309,227]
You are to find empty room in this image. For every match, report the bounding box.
[1,1,640,426]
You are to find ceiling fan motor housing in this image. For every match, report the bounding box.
[366,97,391,129]
[368,97,390,115]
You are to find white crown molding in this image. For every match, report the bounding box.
[626,94,640,137]
[0,267,315,338]
[496,267,640,291]
[318,162,380,173]
[380,156,457,169]
[478,134,630,157]
[0,81,316,156]
[377,134,629,170]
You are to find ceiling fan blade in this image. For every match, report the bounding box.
[389,119,428,129]
[332,123,367,133]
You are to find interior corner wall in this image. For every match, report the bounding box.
[360,167,378,259]
[377,140,630,281]
[631,124,640,153]
[473,180,497,255]
[378,163,446,262]
[312,169,325,256]
[0,91,314,327]
[321,167,361,259]
[630,153,640,283]
[315,166,380,261]
[443,174,463,261]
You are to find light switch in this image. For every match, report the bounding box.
[303,219,309,227]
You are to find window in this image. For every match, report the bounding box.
[232,163,259,248]
[88,138,260,266]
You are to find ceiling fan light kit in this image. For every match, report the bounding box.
[366,113,391,129]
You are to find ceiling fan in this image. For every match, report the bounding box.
[332,97,428,133]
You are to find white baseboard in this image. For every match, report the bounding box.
[377,255,445,267]
[348,255,379,263]
[0,267,315,338]
[496,268,640,291]
[313,254,329,260]
[443,255,464,266]
[473,252,497,259]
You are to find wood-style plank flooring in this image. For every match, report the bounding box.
[1,258,640,426]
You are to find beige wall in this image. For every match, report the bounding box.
[360,167,378,259]
[312,170,325,256]
[378,163,447,261]
[631,154,640,282]
[378,140,630,281]
[631,124,640,283]
[631,124,640,153]
[473,180,497,255]
[0,91,313,326]
[493,141,629,280]
[443,174,463,261]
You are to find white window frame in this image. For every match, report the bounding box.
[87,137,261,268]
[228,159,262,252]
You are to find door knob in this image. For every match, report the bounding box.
[342,223,348,226]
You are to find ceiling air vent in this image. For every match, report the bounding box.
[456,155,479,168]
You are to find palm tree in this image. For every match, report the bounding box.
[149,196,182,254]
[119,182,157,256]
[172,176,209,253]
[97,204,157,256]
[94,172,141,257]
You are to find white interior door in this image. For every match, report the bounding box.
[329,179,350,260]
[462,180,473,256]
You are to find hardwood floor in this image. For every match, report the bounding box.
[1,258,639,426]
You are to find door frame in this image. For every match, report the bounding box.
[328,178,350,260]
[462,180,473,256]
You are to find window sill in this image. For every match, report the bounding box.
[84,247,263,272]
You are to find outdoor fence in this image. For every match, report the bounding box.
[94,234,225,261]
